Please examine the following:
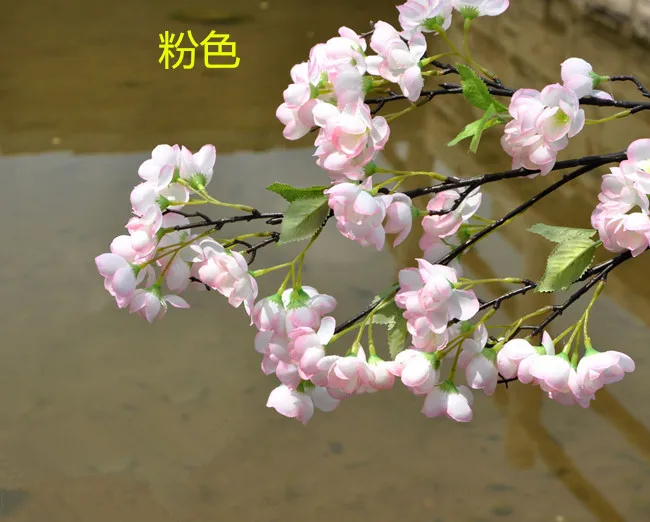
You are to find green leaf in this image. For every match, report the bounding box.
[278,195,329,245]
[536,238,598,293]
[387,319,408,359]
[448,114,500,147]
[267,183,328,203]
[372,300,408,358]
[457,64,508,112]
[469,104,498,153]
[528,223,597,243]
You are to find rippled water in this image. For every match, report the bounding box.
[1,1,650,520]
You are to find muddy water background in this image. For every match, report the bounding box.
[1,0,650,520]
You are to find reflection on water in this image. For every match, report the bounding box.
[1,0,650,520]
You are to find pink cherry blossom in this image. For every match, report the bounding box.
[325,347,376,395]
[276,57,323,141]
[408,315,450,352]
[384,193,414,246]
[96,238,156,309]
[596,211,650,257]
[397,0,454,40]
[452,0,509,17]
[561,58,612,100]
[621,138,650,194]
[420,187,482,243]
[154,213,196,294]
[190,238,258,315]
[325,177,392,250]
[95,253,137,300]
[421,382,473,422]
[282,62,319,110]
[282,286,337,331]
[288,316,336,379]
[138,144,181,188]
[395,260,479,335]
[501,84,585,176]
[125,206,163,261]
[393,349,439,395]
[576,349,635,394]
[128,287,189,323]
[597,167,648,213]
[110,235,137,262]
[516,331,555,384]
[255,329,290,366]
[252,294,287,333]
[130,178,189,217]
[322,27,368,78]
[313,102,390,177]
[331,63,366,108]
[178,145,216,188]
[548,369,594,408]
[457,325,498,395]
[276,101,319,141]
[367,355,401,391]
[465,354,498,395]
[266,384,315,425]
[528,353,573,394]
[366,21,427,102]
[496,338,537,379]
[275,361,302,389]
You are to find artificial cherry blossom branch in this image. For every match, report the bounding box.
[96,1,645,425]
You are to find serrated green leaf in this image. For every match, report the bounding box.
[528,223,597,243]
[387,317,408,359]
[267,183,328,203]
[469,104,498,153]
[457,64,493,110]
[448,114,500,147]
[372,300,408,358]
[278,195,329,245]
[536,238,597,293]
[372,300,398,328]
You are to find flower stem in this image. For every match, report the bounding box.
[505,306,554,340]
[585,109,632,125]
[419,52,456,67]
[437,28,462,57]
[374,167,447,182]
[458,277,527,289]
[385,104,418,122]
[250,262,294,278]
[463,18,472,62]
[448,345,463,381]
[581,280,605,349]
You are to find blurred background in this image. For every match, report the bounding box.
[1,0,650,520]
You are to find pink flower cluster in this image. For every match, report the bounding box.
[420,187,481,257]
[561,58,612,101]
[502,84,585,176]
[501,57,614,175]
[325,178,413,250]
[258,287,403,424]
[398,0,509,40]
[389,261,484,421]
[276,26,393,182]
[592,139,650,257]
[95,144,258,322]
[497,333,634,407]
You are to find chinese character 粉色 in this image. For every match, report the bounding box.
[200,31,240,69]
[158,30,199,69]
